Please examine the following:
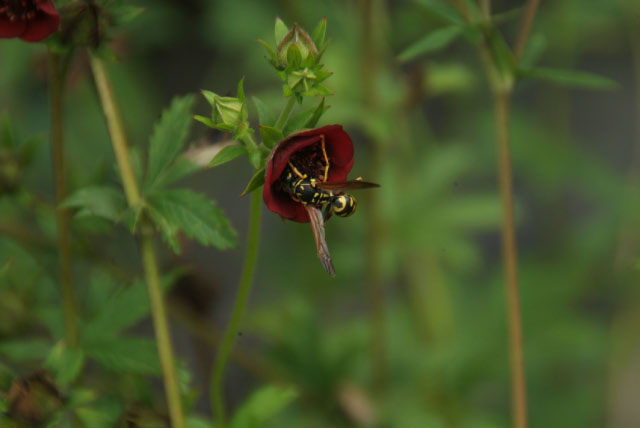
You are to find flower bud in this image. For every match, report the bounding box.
[275,23,318,70]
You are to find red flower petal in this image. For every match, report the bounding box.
[0,16,27,39]
[263,125,355,223]
[21,3,59,42]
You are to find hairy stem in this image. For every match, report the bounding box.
[48,50,78,348]
[211,189,262,426]
[274,97,296,131]
[495,91,527,428]
[89,53,185,428]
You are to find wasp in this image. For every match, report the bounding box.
[285,155,379,276]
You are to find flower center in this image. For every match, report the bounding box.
[0,0,38,22]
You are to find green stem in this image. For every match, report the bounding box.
[89,53,185,428]
[211,189,262,426]
[48,49,78,348]
[494,91,527,428]
[274,97,296,131]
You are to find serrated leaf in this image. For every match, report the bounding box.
[150,157,201,191]
[82,280,148,340]
[0,339,50,362]
[210,144,247,168]
[146,95,196,189]
[311,17,327,48]
[259,126,283,149]
[241,167,266,197]
[229,385,297,428]
[275,17,289,44]
[61,185,126,222]
[148,189,237,251]
[398,26,463,62]
[147,204,181,253]
[45,341,85,387]
[252,96,276,127]
[84,337,160,375]
[519,67,618,90]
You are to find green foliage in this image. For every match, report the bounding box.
[145,95,197,190]
[44,342,85,387]
[61,185,126,222]
[229,385,297,428]
[210,144,248,167]
[148,189,237,252]
[240,167,266,197]
[519,67,619,90]
[398,26,463,62]
[83,337,161,375]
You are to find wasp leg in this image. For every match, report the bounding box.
[288,161,307,179]
[320,134,330,182]
[322,204,333,225]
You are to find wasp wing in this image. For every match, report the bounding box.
[316,180,380,191]
[305,204,336,277]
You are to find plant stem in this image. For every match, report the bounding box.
[274,97,296,131]
[495,90,527,428]
[48,50,78,348]
[514,0,541,61]
[89,53,185,428]
[211,189,262,427]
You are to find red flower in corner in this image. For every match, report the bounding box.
[263,125,354,223]
[0,0,60,42]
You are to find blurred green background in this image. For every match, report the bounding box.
[1,0,640,426]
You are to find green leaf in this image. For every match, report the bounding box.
[150,157,201,191]
[148,189,237,251]
[275,17,289,44]
[414,0,464,25]
[257,39,277,63]
[252,96,276,127]
[519,32,546,69]
[486,28,515,85]
[146,95,196,190]
[259,126,284,149]
[311,17,327,48]
[282,98,328,136]
[519,67,618,90]
[210,144,247,168]
[187,416,213,428]
[229,385,297,428]
[45,341,85,387]
[398,26,463,62]
[84,337,160,375]
[240,167,266,197]
[0,339,51,362]
[61,185,126,222]
[147,204,181,253]
[0,114,14,148]
[82,280,149,339]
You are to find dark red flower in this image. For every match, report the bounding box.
[0,0,59,42]
[263,125,354,223]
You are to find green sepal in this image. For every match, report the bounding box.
[210,144,248,168]
[311,17,327,48]
[257,38,277,64]
[302,84,332,97]
[274,17,289,45]
[283,97,328,136]
[241,167,266,197]
[259,125,284,149]
[237,77,246,102]
[193,114,215,128]
[201,90,216,106]
[287,44,302,69]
